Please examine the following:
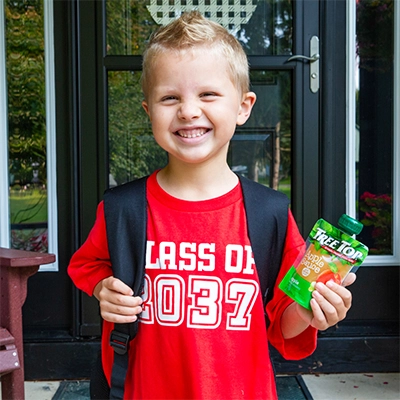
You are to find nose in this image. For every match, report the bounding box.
[177,100,201,121]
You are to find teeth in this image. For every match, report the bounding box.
[176,129,207,138]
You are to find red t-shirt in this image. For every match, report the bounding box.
[68,172,317,399]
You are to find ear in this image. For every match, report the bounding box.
[142,100,151,120]
[236,92,257,126]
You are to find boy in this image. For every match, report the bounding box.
[68,11,355,399]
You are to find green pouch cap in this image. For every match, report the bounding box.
[338,214,364,236]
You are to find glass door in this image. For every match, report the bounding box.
[77,0,321,337]
[105,0,320,235]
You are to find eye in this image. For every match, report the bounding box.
[201,92,216,97]
[200,92,218,99]
[161,95,178,102]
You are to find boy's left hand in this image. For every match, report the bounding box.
[296,272,356,331]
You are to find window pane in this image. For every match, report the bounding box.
[229,70,292,198]
[106,0,293,56]
[356,0,394,255]
[108,71,167,186]
[6,0,49,252]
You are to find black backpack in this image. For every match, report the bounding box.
[99,174,289,399]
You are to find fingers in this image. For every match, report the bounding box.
[100,302,143,324]
[326,280,353,309]
[342,272,357,287]
[309,298,330,331]
[100,294,143,317]
[96,277,143,323]
[310,280,353,330]
[102,276,134,296]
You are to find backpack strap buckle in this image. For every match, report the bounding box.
[110,330,130,355]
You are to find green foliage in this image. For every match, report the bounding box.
[359,192,392,255]
[107,2,166,184]
[106,0,158,55]
[6,0,46,185]
[108,71,167,184]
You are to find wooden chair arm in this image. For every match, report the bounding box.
[0,247,56,268]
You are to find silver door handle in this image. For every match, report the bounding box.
[286,36,320,93]
[287,53,320,63]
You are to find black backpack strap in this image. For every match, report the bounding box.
[103,176,148,400]
[238,175,289,311]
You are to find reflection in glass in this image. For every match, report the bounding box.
[355,0,394,255]
[106,0,292,56]
[106,1,158,56]
[6,1,48,252]
[108,71,167,186]
[229,70,292,198]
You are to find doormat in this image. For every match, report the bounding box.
[52,380,90,400]
[276,375,313,400]
[52,376,312,400]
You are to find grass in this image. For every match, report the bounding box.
[278,179,291,200]
[258,176,292,199]
[9,189,47,224]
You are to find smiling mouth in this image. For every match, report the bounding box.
[175,128,210,138]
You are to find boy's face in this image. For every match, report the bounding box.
[142,47,256,167]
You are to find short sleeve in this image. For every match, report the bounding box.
[68,201,113,295]
[266,210,318,360]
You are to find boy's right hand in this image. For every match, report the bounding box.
[93,276,143,323]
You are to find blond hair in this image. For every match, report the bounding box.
[141,11,249,98]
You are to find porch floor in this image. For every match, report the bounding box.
[1,373,399,399]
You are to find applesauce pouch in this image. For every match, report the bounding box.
[279,214,369,310]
